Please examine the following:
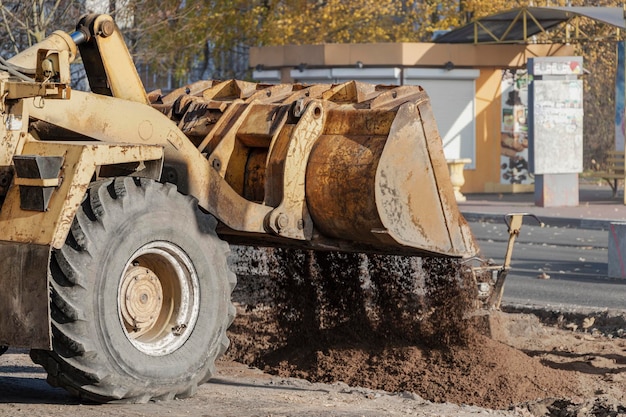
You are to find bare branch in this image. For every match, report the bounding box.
[0,7,20,55]
[44,0,64,28]
[0,1,31,31]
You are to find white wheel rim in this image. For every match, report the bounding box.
[118,241,200,356]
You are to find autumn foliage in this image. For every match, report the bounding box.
[122,0,626,170]
[0,0,622,169]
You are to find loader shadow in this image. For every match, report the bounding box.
[0,348,86,404]
[0,375,82,404]
[0,364,46,374]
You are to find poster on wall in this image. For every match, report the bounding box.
[528,56,584,175]
[530,79,584,174]
[500,70,532,185]
[616,42,625,151]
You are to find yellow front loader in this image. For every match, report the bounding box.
[0,15,479,402]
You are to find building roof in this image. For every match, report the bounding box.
[434,6,625,44]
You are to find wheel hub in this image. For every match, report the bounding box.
[117,241,200,356]
[120,265,163,337]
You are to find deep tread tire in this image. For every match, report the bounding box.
[30,177,236,403]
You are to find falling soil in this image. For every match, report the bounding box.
[226,248,582,410]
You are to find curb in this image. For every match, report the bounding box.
[503,304,626,337]
[461,211,613,231]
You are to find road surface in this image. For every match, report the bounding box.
[468,219,626,310]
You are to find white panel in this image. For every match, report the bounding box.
[252,70,282,83]
[404,68,480,80]
[290,69,333,83]
[291,68,401,85]
[331,67,401,82]
[530,80,583,174]
[404,73,477,169]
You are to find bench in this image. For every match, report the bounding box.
[589,150,625,197]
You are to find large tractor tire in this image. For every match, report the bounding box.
[31,177,236,403]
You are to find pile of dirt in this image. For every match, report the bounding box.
[226,248,583,410]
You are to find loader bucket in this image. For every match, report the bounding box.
[152,81,478,258]
[303,87,477,258]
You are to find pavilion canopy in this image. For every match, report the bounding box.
[434,7,625,44]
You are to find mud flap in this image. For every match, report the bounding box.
[0,242,51,349]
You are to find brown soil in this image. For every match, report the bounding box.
[226,248,626,413]
[227,307,580,410]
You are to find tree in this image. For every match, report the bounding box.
[1,0,618,171]
[114,0,264,85]
[117,0,424,84]
[0,0,83,55]
[256,0,417,45]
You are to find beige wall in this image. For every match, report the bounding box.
[250,43,575,69]
[464,69,503,193]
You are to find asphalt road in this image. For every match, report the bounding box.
[468,219,626,311]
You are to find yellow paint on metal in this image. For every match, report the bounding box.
[159,80,479,256]
[266,100,324,240]
[0,99,28,167]
[0,141,163,248]
[13,177,60,187]
[25,91,273,234]
[6,30,77,73]
[89,15,149,104]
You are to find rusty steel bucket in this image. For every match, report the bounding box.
[153,80,478,258]
[304,89,477,258]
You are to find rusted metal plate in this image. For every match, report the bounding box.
[306,90,477,256]
[306,133,387,244]
[374,100,478,257]
[0,242,51,349]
